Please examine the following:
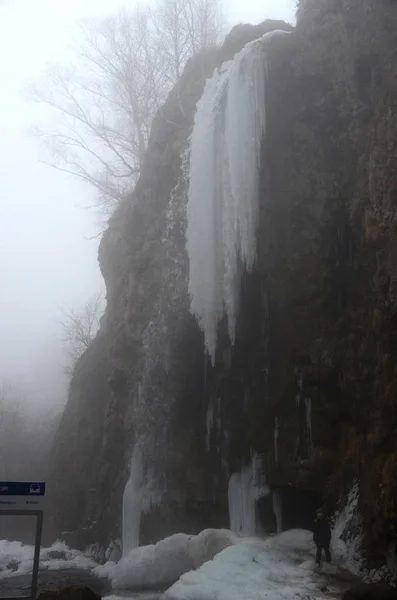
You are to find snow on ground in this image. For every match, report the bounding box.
[163,529,358,600]
[95,529,237,590]
[0,539,96,580]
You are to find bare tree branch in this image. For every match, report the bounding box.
[27,0,225,214]
[60,294,103,371]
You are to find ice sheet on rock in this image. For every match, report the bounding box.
[163,529,357,600]
[187,30,290,363]
[332,482,363,574]
[0,540,96,580]
[101,529,236,590]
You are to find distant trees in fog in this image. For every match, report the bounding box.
[0,382,61,480]
[28,0,224,214]
[60,293,103,371]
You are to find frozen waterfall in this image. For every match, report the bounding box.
[187,30,290,363]
[228,454,269,536]
[122,446,162,554]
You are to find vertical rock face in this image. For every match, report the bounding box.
[48,0,397,564]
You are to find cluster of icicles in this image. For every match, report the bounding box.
[187,30,290,364]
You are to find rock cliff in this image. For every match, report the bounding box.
[47,0,397,567]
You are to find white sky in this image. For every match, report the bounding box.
[0,0,295,408]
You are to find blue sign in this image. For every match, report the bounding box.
[0,482,46,496]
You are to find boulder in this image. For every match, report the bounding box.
[343,583,397,600]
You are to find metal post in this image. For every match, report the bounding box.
[0,511,43,600]
[31,511,43,600]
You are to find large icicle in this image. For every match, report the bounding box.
[272,490,283,533]
[122,446,162,554]
[228,453,269,536]
[187,30,290,363]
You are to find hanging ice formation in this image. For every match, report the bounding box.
[305,397,312,449]
[122,445,162,555]
[272,490,283,533]
[274,416,279,465]
[228,453,269,536]
[187,30,290,363]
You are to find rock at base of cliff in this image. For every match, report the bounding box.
[343,583,397,600]
[38,586,101,600]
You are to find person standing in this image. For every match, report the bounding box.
[313,510,332,566]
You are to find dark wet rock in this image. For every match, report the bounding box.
[38,587,101,600]
[0,569,111,598]
[343,583,397,600]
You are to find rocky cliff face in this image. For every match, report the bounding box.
[48,0,397,567]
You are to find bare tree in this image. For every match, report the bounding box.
[61,294,102,370]
[153,0,222,83]
[0,381,62,481]
[0,383,25,478]
[27,0,225,214]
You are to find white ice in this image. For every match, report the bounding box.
[96,529,236,590]
[228,453,269,537]
[187,30,290,363]
[0,540,96,580]
[163,529,357,600]
[332,482,363,574]
[122,445,163,555]
[272,490,283,534]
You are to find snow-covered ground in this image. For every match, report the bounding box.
[0,539,96,580]
[163,529,358,600]
[96,529,237,590]
[0,528,360,600]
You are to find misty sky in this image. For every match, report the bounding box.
[0,0,295,408]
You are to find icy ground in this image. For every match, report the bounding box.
[163,529,359,600]
[0,530,360,600]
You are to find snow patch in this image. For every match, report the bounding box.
[163,529,354,600]
[99,529,236,590]
[0,540,96,580]
[187,30,290,363]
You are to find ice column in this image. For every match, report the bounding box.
[122,446,144,555]
[305,397,312,449]
[187,30,290,364]
[228,453,269,536]
[122,445,162,554]
[272,490,283,533]
[274,417,279,465]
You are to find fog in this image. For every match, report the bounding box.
[0,0,295,412]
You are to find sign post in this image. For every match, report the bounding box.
[0,482,46,600]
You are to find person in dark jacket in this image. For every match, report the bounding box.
[313,510,331,565]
